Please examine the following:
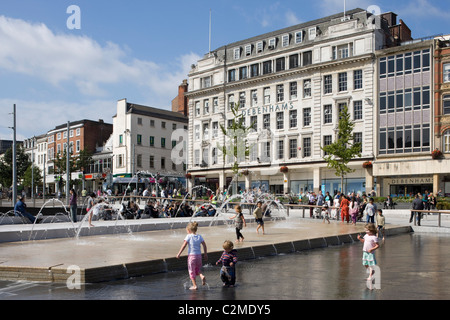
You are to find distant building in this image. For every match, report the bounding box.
[112,99,189,194]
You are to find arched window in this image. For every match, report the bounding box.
[444,130,450,153]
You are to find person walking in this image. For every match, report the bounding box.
[216,240,238,287]
[340,195,350,224]
[69,189,78,223]
[349,197,360,225]
[364,198,377,224]
[411,194,424,226]
[229,205,246,243]
[253,201,265,235]
[357,223,380,283]
[176,222,208,290]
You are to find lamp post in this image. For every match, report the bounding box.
[9,104,17,206]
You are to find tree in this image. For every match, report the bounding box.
[22,164,43,190]
[321,104,362,194]
[0,145,31,188]
[218,103,255,175]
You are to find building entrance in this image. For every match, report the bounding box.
[389,184,433,197]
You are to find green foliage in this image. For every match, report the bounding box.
[218,103,254,175]
[321,104,362,191]
[0,145,31,188]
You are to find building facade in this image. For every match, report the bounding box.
[112,99,189,193]
[186,9,399,196]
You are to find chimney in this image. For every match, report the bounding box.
[172,80,189,116]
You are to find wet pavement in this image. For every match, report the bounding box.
[1,233,449,300]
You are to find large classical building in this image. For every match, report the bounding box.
[186,8,410,196]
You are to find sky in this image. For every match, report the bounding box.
[0,0,450,141]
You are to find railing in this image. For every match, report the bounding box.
[409,210,450,228]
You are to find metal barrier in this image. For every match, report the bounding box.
[409,209,450,227]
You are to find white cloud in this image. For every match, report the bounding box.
[285,11,302,26]
[318,0,373,16]
[397,0,450,19]
[0,15,201,100]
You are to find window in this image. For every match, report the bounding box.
[303,79,311,98]
[195,125,200,141]
[213,97,219,113]
[444,64,450,83]
[161,157,166,169]
[354,70,363,90]
[150,136,155,147]
[289,139,298,159]
[289,110,298,128]
[137,118,142,126]
[380,57,387,78]
[251,90,258,107]
[137,154,142,168]
[234,48,240,60]
[309,27,316,40]
[172,123,177,130]
[203,123,209,140]
[239,92,246,108]
[161,121,166,129]
[444,95,450,115]
[277,140,284,160]
[250,143,258,162]
[161,138,166,148]
[290,82,297,100]
[268,38,276,49]
[263,61,272,75]
[444,130,450,153]
[202,76,211,88]
[263,114,270,129]
[264,87,271,104]
[76,140,80,153]
[276,57,285,72]
[261,142,271,162]
[203,100,210,114]
[228,69,236,82]
[324,105,332,124]
[150,119,155,127]
[117,154,123,168]
[250,64,259,77]
[338,72,347,92]
[303,137,311,157]
[76,128,81,136]
[354,101,363,120]
[245,45,252,56]
[137,134,142,145]
[295,31,303,44]
[289,54,299,69]
[303,108,311,127]
[324,75,332,94]
[212,148,218,165]
[195,101,201,116]
[239,66,248,80]
[194,150,200,166]
[303,51,312,66]
[228,94,235,110]
[256,41,264,53]
[323,136,332,155]
[276,112,284,130]
[119,134,123,146]
[277,84,284,102]
[250,116,257,131]
[332,44,351,60]
[282,34,289,47]
[354,132,363,152]
[212,122,219,138]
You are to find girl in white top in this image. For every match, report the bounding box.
[176,222,208,290]
[357,223,380,281]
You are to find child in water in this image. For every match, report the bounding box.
[216,240,238,287]
[357,223,380,282]
[176,222,208,290]
[229,205,246,243]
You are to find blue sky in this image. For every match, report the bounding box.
[1,0,450,141]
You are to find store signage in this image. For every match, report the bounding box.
[389,177,432,185]
[241,102,295,117]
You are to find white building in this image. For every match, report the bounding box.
[112,99,189,193]
[186,8,395,196]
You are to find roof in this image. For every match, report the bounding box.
[126,103,188,123]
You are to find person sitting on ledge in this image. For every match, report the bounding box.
[14,196,36,224]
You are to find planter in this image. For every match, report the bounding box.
[431,149,443,160]
[362,161,373,169]
[280,166,289,173]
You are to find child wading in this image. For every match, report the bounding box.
[216,240,238,287]
[229,205,246,243]
[176,222,208,290]
[357,223,380,283]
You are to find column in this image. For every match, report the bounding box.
[313,167,321,193]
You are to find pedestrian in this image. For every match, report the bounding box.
[216,240,238,287]
[349,197,360,225]
[357,223,380,282]
[229,205,246,243]
[364,198,377,224]
[253,201,265,235]
[322,203,330,224]
[331,196,340,220]
[340,195,350,223]
[410,194,424,226]
[176,222,208,290]
[69,189,78,223]
[14,196,36,224]
[376,209,386,243]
